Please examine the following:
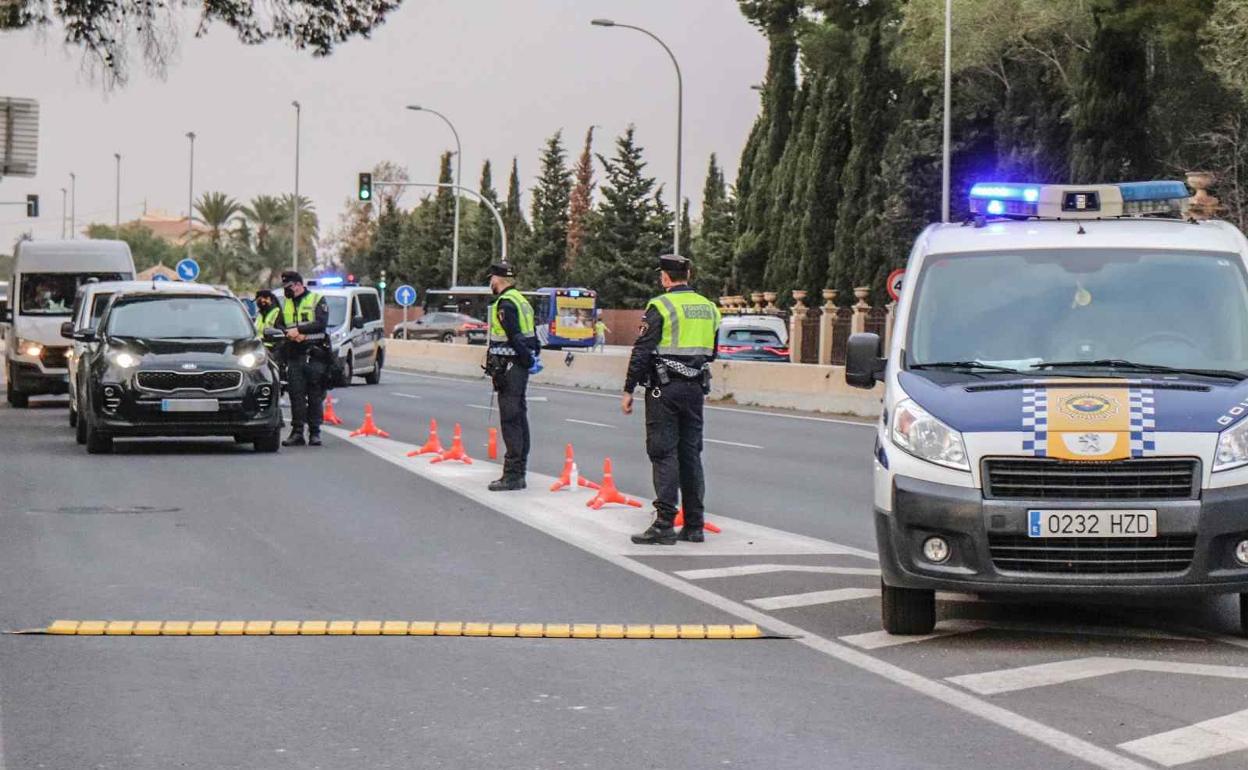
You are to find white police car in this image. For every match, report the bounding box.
[846,180,1248,636]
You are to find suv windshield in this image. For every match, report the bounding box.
[106,296,252,339]
[908,249,1248,374]
[21,273,127,316]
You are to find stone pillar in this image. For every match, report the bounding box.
[884,301,897,349]
[851,287,871,334]
[818,289,837,365]
[789,290,808,364]
[1187,171,1222,220]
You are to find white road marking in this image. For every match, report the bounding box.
[528,396,549,402]
[1118,708,1248,767]
[748,588,881,610]
[389,392,422,399]
[466,404,492,411]
[842,621,1201,651]
[948,657,1248,696]
[566,418,614,428]
[842,621,992,650]
[676,563,881,580]
[325,426,1152,770]
[705,438,765,449]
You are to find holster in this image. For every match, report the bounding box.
[653,360,671,386]
[701,366,712,395]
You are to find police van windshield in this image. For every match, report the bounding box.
[907,249,1248,375]
[325,296,348,328]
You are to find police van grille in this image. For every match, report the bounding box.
[988,534,1197,574]
[136,370,242,393]
[982,458,1199,501]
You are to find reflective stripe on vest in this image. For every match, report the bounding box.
[646,291,720,357]
[488,288,537,344]
[281,291,326,341]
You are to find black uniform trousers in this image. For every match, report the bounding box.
[287,349,327,433]
[493,359,530,477]
[644,378,705,527]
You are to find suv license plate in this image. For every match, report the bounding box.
[161,398,219,413]
[1028,510,1157,538]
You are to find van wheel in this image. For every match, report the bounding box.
[6,368,29,408]
[880,581,936,635]
[85,414,113,455]
[440,331,454,343]
[340,356,354,388]
[363,353,382,385]
[253,428,281,453]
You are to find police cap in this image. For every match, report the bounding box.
[657,254,691,276]
[486,262,517,279]
[280,270,304,287]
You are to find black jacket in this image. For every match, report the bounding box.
[624,285,717,392]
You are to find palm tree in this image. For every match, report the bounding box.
[194,192,243,283]
[278,193,319,273]
[242,195,288,285]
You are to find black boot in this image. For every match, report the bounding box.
[282,429,306,447]
[307,431,322,447]
[631,517,677,545]
[488,475,526,492]
[678,527,705,543]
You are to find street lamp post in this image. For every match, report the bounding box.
[186,132,196,259]
[114,153,122,237]
[292,100,301,272]
[60,187,67,239]
[592,18,683,257]
[69,172,76,239]
[406,105,463,287]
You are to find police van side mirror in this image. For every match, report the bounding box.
[351,314,365,330]
[845,333,885,389]
[60,321,76,340]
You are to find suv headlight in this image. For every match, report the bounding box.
[1215,418,1248,471]
[17,338,43,357]
[891,398,970,471]
[110,351,140,369]
[238,351,261,369]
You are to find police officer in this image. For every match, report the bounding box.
[485,262,540,491]
[274,271,330,447]
[254,289,281,340]
[621,255,720,545]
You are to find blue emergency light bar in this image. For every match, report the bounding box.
[314,275,345,286]
[969,180,1189,220]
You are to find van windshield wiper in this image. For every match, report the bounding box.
[910,361,1023,375]
[1032,359,1248,381]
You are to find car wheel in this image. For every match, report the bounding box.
[253,428,281,453]
[880,581,935,635]
[74,395,88,445]
[440,331,454,344]
[68,400,78,427]
[363,352,382,385]
[6,367,29,408]
[233,435,251,444]
[85,412,113,455]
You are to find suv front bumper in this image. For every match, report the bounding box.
[877,475,1248,596]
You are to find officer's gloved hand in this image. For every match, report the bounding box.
[528,356,543,375]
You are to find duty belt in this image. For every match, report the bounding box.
[658,357,704,379]
[488,345,518,356]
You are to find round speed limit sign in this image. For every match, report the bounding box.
[886,268,905,302]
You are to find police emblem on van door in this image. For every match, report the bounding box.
[1059,393,1119,421]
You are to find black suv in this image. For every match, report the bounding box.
[71,290,282,454]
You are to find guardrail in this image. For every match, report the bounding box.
[381,339,883,418]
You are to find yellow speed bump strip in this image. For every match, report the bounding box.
[27,621,773,639]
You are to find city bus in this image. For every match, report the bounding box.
[423,286,598,348]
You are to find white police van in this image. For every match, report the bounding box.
[305,278,385,386]
[846,181,1248,637]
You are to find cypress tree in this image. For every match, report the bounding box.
[502,158,530,269]
[527,130,573,287]
[693,154,735,299]
[581,126,659,308]
[566,127,597,273]
[462,159,499,284]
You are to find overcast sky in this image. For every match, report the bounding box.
[0,0,767,258]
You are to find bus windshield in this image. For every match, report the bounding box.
[907,249,1248,374]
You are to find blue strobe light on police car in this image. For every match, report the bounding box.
[317,275,345,286]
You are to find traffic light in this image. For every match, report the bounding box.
[358,172,373,201]
[378,269,387,293]
[25,194,38,217]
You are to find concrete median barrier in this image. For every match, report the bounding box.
[382,339,883,418]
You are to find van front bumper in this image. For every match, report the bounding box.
[8,360,68,395]
[877,475,1248,596]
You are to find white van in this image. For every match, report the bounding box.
[306,281,385,385]
[4,240,135,407]
[846,180,1248,638]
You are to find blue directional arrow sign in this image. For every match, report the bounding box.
[175,258,201,282]
[153,274,171,282]
[394,284,417,308]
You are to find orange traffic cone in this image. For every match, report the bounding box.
[349,403,390,438]
[674,508,722,534]
[585,458,642,510]
[322,395,343,426]
[550,444,601,492]
[487,427,498,460]
[406,419,444,457]
[431,423,473,464]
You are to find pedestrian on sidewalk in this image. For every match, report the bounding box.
[594,318,610,352]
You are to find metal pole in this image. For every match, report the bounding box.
[406,106,462,287]
[186,132,196,259]
[592,20,683,256]
[69,173,76,239]
[292,101,301,272]
[941,0,952,223]
[378,179,507,264]
[114,153,121,237]
[60,188,67,239]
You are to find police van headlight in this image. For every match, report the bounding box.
[891,399,969,471]
[1214,419,1248,471]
